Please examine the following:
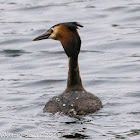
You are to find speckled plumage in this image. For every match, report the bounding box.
[43,91,102,115]
[33,22,102,116]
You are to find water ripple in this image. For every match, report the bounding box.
[0,0,140,139]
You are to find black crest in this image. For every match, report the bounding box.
[53,22,83,31]
[64,22,83,30]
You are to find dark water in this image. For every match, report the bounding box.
[0,0,140,139]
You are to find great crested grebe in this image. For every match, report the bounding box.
[33,22,102,115]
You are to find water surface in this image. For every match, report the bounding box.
[0,0,140,139]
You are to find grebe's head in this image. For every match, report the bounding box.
[33,22,83,57]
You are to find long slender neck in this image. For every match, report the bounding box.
[65,56,84,92]
[60,31,85,92]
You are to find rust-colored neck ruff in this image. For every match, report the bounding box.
[65,56,85,92]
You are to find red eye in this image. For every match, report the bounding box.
[51,29,54,33]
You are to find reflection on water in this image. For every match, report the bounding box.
[0,0,140,139]
[62,132,89,139]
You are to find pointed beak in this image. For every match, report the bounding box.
[33,32,51,41]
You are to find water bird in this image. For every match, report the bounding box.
[33,22,102,115]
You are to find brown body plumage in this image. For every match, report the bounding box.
[33,22,102,116]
